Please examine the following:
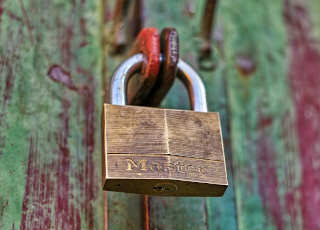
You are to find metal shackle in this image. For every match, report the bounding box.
[110,53,208,112]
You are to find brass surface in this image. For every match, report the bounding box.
[102,104,228,196]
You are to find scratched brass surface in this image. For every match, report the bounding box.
[102,104,228,196]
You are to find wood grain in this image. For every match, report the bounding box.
[142,1,238,229]
[0,0,103,229]
[3,0,319,229]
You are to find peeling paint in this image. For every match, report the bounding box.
[285,1,320,229]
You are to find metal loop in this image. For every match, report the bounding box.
[110,54,208,112]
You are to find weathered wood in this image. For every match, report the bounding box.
[4,0,320,229]
[0,0,104,229]
[102,0,239,216]
[143,1,238,229]
[285,0,320,229]
[220,0,319,229]
[221,0,294,227]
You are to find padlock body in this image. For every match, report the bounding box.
[102,104,228,196]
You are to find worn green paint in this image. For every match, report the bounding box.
[220,0,301,229]
[0,0,104,229]
[1,0,317,229]
[308,0,320,39]
[147,1,237,229]
[103,1,237,229]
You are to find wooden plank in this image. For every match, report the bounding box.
[0,0,103,229]
[1,0,318,229]
[142,1,238,229]
[102,0,238,228]
[102,0,145,228]
[285,0,320,229]
[220,0,308,229]
[8,0,318,229]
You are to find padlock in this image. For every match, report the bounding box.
[102,54,228,196]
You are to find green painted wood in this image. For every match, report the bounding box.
[2,0,320,229]
[220,0,308,229]
[102,1,238,229]
[0,0,237,229]
[102,1,146,227]
[0,0,104,229]
[145,1,237,230]
[106,193,144,229]
[284,0,320,229]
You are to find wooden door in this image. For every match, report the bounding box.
[0,0,319,229]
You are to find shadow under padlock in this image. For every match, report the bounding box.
[102,53,228,196]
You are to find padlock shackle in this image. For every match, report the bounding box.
[176,60,207,112]
[110,54,207,112]
[110,54,144,105]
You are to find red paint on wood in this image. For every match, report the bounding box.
[48,65,78,91]
[79,0,89,47]
[103,1,112,24]
[2,62,14,110]
[79,17,88,47]
[47,26,75,227]
[21,137,53,229]
[18,0,33,44]
[59,26,74,68]
[257,133,284,230]
[257,117,273,129]
[72,66,98,229]
[21,53,97,229]
[80,79,97,230]
[284,1,320,229]
[21,68,97,228]
[20,105,81,229]
[235,54,256,77]
[55,98,73,229]
[6,10,23,23]
[50,65,97,228]
[0,0,4,27]
[0,61,14,155]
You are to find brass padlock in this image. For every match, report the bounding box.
[102,54,228,196]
